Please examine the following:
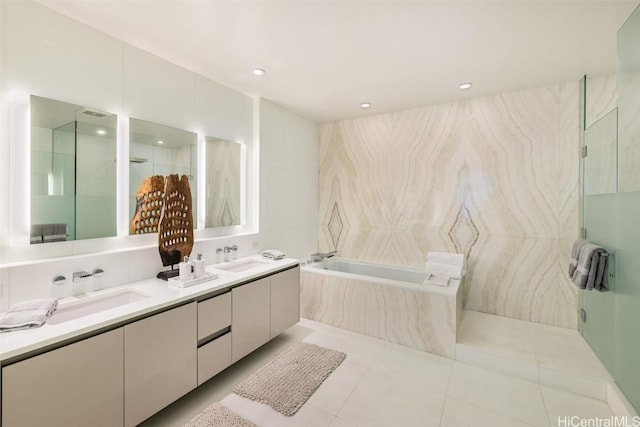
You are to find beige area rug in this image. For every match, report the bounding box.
[183,402,257,427]
[233,342,347,416]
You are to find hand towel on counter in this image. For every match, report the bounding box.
[426,252,465,278]
[424,262,464,280]
[570,243,609,292]
[568,240,588,278]
[0,298,59,332]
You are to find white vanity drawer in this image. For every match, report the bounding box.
[197,333,232,385]
[197,292,231,340]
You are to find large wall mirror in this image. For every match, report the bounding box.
[129,118,198,234]
[205,136,243,228]
[30,95,117,243]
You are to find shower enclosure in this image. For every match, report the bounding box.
[580,3,640,412]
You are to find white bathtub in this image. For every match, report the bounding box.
[301,258,463,358]
[306,258,459,297]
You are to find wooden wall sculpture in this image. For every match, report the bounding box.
[158,174,194,267]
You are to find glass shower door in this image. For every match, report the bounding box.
[580,4,640,411]
[581,107,618,377]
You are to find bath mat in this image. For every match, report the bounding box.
[182,402,257,427]
[233,342,347,416]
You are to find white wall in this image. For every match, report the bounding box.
[259,100,319,261]
[1,0,255,259]
[0,1,318,308]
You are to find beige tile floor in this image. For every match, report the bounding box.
[141,315,618,427]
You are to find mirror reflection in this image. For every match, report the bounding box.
[129,118,197,234]
[30,95,117,243]
[205,137,242,228]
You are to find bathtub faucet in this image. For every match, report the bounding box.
[310,251,337,262]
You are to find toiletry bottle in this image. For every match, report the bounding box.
[179,256,192,281]
[194,253,205,277]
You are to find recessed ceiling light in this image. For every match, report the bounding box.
[360,102,372,109]
[252,68,266,76]
[459,82,473,90]
[96,129,106,135]
[157,140,164,145]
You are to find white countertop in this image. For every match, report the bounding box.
[0,255,299,363]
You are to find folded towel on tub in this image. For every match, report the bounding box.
[424,262,464,279]
[423,273,450,287]
[0,298,59,332]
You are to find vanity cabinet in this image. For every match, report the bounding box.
[231,267,301,362]
[1,328,124,427]
[197,292,232,385]
[232,277,271,362]
[270,267,300,338]
[0,264,300,427]
[124,302,197,427]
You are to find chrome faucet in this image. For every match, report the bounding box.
[310,250,337,262]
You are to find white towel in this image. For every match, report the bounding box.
[0,298,59,331]
[0,310,51,331]
[423,273,449,287]
[424,261,464,279]
[10,298,59,316]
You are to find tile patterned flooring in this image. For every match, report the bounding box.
[141,312,624,427]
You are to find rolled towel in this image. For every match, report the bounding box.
[425,261,464,279]
[426,252,465,267]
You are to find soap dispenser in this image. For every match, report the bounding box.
[179,256,193,281]
[193,253,205,277]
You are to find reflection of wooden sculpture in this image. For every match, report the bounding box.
[157,174,194,279]
[130,175,165,235]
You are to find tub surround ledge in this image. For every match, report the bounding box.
[301,260,462,358]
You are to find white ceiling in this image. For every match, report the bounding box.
[37,1,637,123]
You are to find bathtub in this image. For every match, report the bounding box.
[300,258,463,358]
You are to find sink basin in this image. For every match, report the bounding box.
[48,288,150,325]
[215,259,270,273]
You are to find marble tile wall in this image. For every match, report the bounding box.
[318,82,582,328]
